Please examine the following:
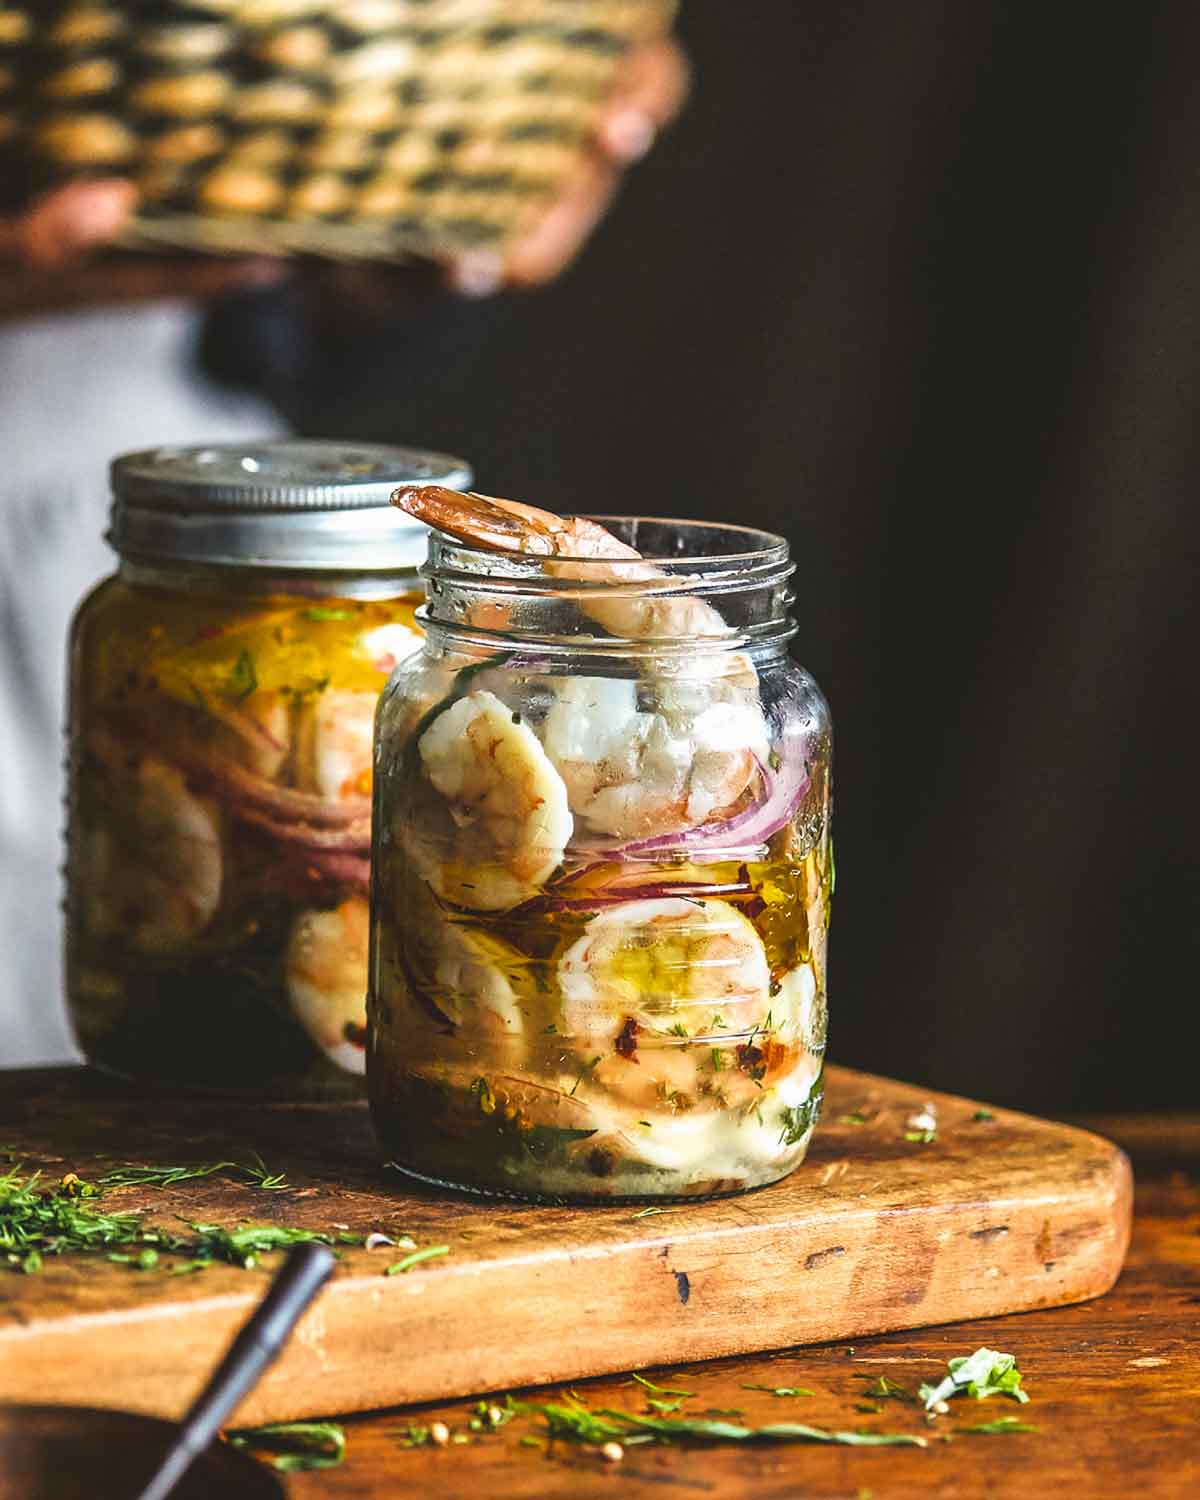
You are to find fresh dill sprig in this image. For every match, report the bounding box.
[1,1163,343,1274]
[2,1165,152,1271]
[98,1153,288,1192]
[508,1394,927,1449]
[182,1221,339,1271]
[227,1421,346,1472]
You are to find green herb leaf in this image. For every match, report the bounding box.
[302,607,353,622]
[904,1129,937,1144]
[854,1375,916,1403]
[960,1417,1039,1434]
[227,650,257,702]
[972,1108,995,1122]
[839,1112,871,1126]
[228,1421,345,1472]
[741,1385,815,1397]
[630,1373,695,1398]
[386,1244,450,1275]
[98,1155,287,1192]
[510,1393,926,1449]
[778,1083,824,1146]
[920,1349,1030,1410]
[646,1397,684,1413]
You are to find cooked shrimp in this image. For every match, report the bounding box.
[392,485,735,643]
[293,689,377,804]
[360,621,422,675]
[403,688,573,911]
[557,897,812,1114]
[285,898,370,1072]
[391,486,768,837]
[408,911,528,1038]
[540,675,768,839]
[80,754,224,953]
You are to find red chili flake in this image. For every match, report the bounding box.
[736,1042,765,1073]
[615,1016,640,1061]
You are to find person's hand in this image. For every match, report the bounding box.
[0,178,286,321]
[450,34,689,293]
[0,34,686,321]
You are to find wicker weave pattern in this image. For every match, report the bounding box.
[2,0,674,259]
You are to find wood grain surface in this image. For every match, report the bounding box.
[288,1136,1196,1500]
[0,1066,1130,1426]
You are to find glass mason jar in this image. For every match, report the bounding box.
[368,519,832,1201]
[65,440,471,1097]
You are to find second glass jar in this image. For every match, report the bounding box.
[369,519,832,1200]
[66,441,470,1097]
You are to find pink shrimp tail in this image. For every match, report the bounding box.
[391,485,640,561]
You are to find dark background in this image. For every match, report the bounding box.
[207,2,1199,1112]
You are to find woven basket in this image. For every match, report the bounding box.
[0,0,674,260]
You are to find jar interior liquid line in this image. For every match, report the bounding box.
[65,441,471,1097]
[368,489,833,1202]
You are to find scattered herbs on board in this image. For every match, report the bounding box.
[0,1159,427,1275]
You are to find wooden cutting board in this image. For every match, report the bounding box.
[0,1065,1130,1424]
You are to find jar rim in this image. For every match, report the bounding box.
[427,516,789,574]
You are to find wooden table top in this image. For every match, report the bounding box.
[278,1113,1195,1499]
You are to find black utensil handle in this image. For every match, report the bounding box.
[135,1241,335,1500]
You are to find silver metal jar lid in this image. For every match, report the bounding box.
[109,440,472,572]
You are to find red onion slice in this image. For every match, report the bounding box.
[561,737,812,864]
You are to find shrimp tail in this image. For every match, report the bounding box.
[392,485,559,555]
[391,485,640,561]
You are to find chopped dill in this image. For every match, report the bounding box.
[960,1417,1038,1434]
[227,650,258,702]
[630,1373,695,1398]
[742,1385,815,1397]
[510,1393,927,1449]
[386,1244,450,1275]
[229,1421,346,1472]
[855,1374,916,1403]
[1,1162,348,1274]
[972,1107,995,1122]
[98,1154,288,1191]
